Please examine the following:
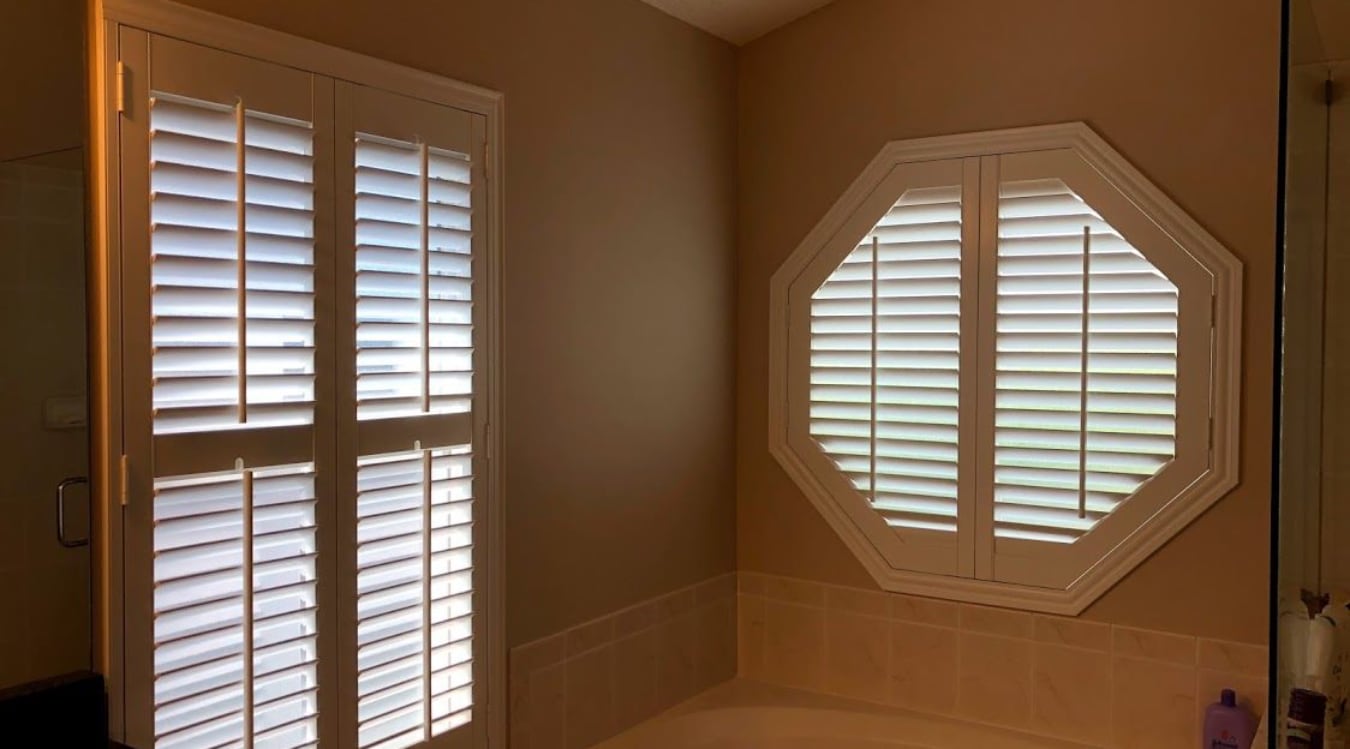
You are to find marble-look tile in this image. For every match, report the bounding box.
[1113,626,1197,665]
[889,621,958,713]
[612,598,658,638]
[566,615,614,657]
[694,597,737,688]
[656,611,698,706]
[530,661,567,749]
[695,573,737,605]
[1198,639,1268,677]
[1031,643,1111,744]
[826,585,889,617]
[1112,656,1197,749]
[763,576,827,607]
[824,610,889,701]
[1034,616,1110,652]
[960,604,1034,639]
[738,594,767,680]
[957,633,1032,728]
[763,600,826,690]
[612,629,659,731]
[737,571,767,595]
[565,645,614,749]
[890,594,959,627]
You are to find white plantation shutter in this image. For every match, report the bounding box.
[355,449,475,748]
[339,83,485,749]
[809,185,964,533]
[992,178,1178,544]
[149,95,316,434]
[152,465,319,749]
[354,136,474,421]
[117,27,496,749]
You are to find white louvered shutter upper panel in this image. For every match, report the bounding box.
[993,178,1178,544]
[150,94,317,435]
[809,185,963,533]
[355,136,474,421]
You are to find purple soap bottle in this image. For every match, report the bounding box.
[1204,689,1256,749]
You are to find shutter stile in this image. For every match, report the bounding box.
[993,179,1178,544]
[810,185,964,533]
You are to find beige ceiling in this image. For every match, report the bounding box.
[638,0,833,44]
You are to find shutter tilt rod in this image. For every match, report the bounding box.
[1077,226,1092,520]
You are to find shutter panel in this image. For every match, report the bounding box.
[151,94,317,435]
[355,449,475,749]
[355,137,473,421]
[992,178,1178,544]
[152,465,319,749]
[340,84,484,749]
[809,185,964,533]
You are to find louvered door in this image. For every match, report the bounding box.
[787,158,980,577]
[120,32,336,748]
[336,83,486,749]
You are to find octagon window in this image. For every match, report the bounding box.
[769,124,1242,612]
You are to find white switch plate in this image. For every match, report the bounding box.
[44,395,87,430]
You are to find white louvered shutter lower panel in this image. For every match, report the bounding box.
[993,178,1178,544]
[150,94,317,435]
[152,465,319,749]
[810,185,964,533]
[355,449,475,749]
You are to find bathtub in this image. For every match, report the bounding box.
[592,681,1095,749]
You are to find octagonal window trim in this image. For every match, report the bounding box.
[767,123,1242,615]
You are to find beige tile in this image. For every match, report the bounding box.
[763,575,826,607]
[1113,626,1197,665]
[695,573,736,605]
[566,616,614,657]
[565,646,614,749]
[529,661,566,749]
[656,611,698,707]
[826,585,889,617]
[514,633,567,674]
[763,600,826,690]
[960,604,1033,639]
[1034,616,1110,652]
[510,654,532,748]
[613,599,658,638]
[1112,656,1198,749]
[889,621,958,713]
[824,611,889,702]
[612,629,659,732]
[1196,669,1268,732]
[738,571,767,595]
[1198,639,1268,677]
[1031,643,1111,744]
[890,594,959,627]
[957,633,1032,728]
[738,594,767,680]
[693,597,737,689]
[657,588,696,621]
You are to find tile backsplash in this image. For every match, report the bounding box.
[738,572,1268,749]
[509,573,736,749]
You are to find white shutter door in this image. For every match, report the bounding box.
[338,83,485,749]
[120,32,336,748]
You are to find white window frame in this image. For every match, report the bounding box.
[768,123,1242,615]
[87,0,506,743]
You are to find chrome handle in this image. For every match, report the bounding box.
[57,476,90,548]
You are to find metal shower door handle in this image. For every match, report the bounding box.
[57,476,90,548]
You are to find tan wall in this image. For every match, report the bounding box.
[172,0,740,646]
[0,0,84,162]
[737,0,1279,644]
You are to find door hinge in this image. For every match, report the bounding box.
[119,453,130,507]
[115,61,126,115]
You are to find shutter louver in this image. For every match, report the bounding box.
[810,186,963,532]
[152,465,319,749]
[151,94,317,434]
[993,179,1178,543]
[355,136,474,421]
[355,448,474,749]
